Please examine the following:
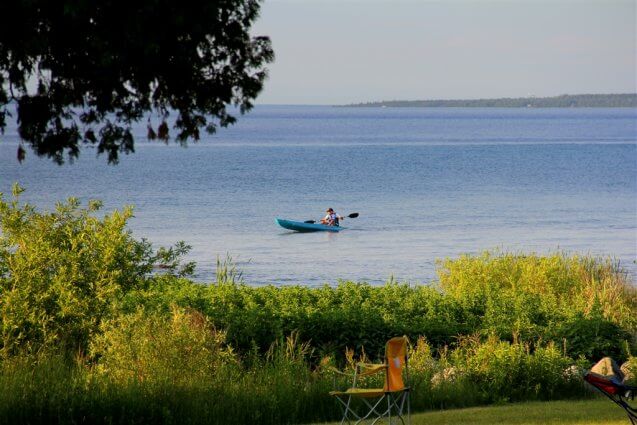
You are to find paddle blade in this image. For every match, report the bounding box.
[304,220,316,224]
[347,213,359,218]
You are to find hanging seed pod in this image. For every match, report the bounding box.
[17,145,26,163]
[157,121,169,141]
[147,124,157,140]
[84,129,96,143]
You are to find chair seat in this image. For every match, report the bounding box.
[330,386,410,398]
[330,388,386,398]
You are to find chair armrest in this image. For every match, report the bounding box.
[325,366,354,377]
[324,366,355,392]
[357,362,387,377]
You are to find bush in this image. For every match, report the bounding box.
[622,356,636,384]
[120,275,471,359]
[553,312,632,359]
[122,254,636,365]
[90,305,235,386]
[0,185,194,357]
[450,336,580,402]
[437,252,637,353]
[0,185,156,356]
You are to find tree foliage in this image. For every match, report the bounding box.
[0,0,273,164]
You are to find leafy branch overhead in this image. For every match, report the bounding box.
[0,0,274,164]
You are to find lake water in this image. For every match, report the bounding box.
[1,106,636,285]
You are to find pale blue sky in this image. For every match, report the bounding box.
[252,0,636,104]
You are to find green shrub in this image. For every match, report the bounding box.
[0,185,154,355]
[0,185,194,357]
[622,356,637,384]
[449,335,580,402]
[198,280,471,358]
[553,312,632,359]
[437,252,637,353]
[90,305,235,386]
[122,254,635,365]
[120,275,471,359]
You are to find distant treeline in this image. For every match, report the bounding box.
[346,93,637,108]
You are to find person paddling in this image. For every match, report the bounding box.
[320,208,343,226]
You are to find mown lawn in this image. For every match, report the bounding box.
[314,398,630,425]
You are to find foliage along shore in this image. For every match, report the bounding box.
[0,185,636,425]
[344,93,637,108]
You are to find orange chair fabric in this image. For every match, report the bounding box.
[384,336,407,392]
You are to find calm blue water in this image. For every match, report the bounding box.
[1,106,636,285]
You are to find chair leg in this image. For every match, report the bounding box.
[377,391,410,425]
[342,395,352,425]
[361,396,388,425]
[622,400,636,425]
[333,395,360,425]
[334,392,411,425]
[407,390,411,425]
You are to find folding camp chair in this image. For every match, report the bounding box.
[584,369,637,424]
[330,336,410,425]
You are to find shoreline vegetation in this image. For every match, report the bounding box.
[343,93,637,108]
[1,186,636,424]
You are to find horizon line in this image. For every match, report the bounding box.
[255,92,637,107]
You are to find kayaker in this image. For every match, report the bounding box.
[321,208,343,226]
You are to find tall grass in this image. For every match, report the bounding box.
[0,334,593,425]
[0,337,339,425]
[437,252,637,359]
[438,252,636,330]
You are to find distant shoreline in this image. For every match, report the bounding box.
[343,93,637,108]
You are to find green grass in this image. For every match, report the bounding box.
[314,398,630,425]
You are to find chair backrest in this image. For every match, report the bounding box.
[585,372,622,395]
[384,336,408,392]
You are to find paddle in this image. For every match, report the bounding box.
[304,213,359,224]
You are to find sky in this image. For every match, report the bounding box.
[251,0,637,105]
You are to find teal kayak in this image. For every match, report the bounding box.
[275,218,345,232]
